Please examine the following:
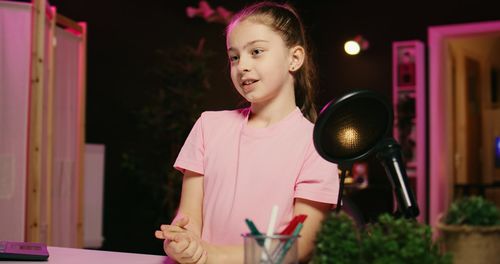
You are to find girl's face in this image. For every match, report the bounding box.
[226,19,294,105]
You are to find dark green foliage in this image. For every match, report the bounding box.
[361,214,451,264]
[444,196,500,226]
[120,40,211,224]
[312,212,361,264]
[312,213,451,264]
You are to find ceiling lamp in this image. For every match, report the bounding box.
[344,35,369,55]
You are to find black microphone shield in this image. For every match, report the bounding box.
[314,90,393,164]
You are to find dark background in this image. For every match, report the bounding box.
[46,0,500,255]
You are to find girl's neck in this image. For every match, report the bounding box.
[247,97,297,128]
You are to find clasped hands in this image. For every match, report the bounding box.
[155,216,208,264]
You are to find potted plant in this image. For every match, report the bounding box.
[360,214,450,264]
[312,212,361,264]
[438,196,500,264]
[312,212,450,264]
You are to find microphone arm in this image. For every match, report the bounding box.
[375,138,420,218]
[335,163,352,214]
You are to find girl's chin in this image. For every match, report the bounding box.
[244,97,257,103]
[239,91,256,101]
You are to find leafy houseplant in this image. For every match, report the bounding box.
[312,212,450,264]
[312,212,361,264]
[312,213,451,264]
[442,196,500,226]
[360,214,450,264]
[438,196,500,264]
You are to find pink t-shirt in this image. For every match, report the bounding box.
[174,107,339,245]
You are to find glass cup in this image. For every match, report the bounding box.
[242,233,299,264]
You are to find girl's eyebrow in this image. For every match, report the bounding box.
[227,40,269,52]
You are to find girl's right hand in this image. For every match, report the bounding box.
[163,233,207,264]
[156,217,207,264]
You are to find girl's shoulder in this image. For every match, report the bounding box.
[198,107,249,128]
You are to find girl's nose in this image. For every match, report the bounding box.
[237,57,251,72]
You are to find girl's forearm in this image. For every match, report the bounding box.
[204,243,244,264]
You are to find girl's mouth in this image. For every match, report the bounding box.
[241,79,258,92]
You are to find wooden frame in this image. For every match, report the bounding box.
[25,0,87,247]
[27,0,48,243]
[428,20,500,227]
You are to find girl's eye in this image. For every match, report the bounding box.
[229,55,239,62]
[251,49,263,56]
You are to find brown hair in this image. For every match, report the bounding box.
[226,1,318,122]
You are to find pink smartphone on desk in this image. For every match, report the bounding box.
[0,241,49,261]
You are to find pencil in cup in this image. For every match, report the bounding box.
[242,233,300,264]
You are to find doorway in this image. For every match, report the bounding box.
[428,21,500,227]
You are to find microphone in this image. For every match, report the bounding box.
[313,90,420,219]
[375,138,419,218]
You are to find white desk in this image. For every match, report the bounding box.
[1,246,172,264]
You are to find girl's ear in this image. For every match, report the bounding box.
[289,45,305,72]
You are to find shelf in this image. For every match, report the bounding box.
[396,85,416,92]
[392,40,426,223]
[406,161,417,168]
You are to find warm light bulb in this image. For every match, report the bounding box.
[344,40,360,55]
[338,127,359,149]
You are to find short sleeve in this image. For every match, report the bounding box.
[173,114,205,175]
[294,142,339,205]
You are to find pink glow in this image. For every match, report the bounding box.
[1,0,86,246]
[186,0,232,24]
[0,1,32,242]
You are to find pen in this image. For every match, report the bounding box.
[276,222,303,264]
[245,218,265,246]
[262,205,279,261]
[280,214,307,235]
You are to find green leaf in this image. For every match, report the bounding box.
[444,196,500,226]
[312,213,451,264]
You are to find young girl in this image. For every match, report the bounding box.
[155,2,339,263]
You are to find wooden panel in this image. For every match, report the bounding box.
[41,6,57,245]
[76,22,88,248]
[50,22,86,248]
[0,1,86,245]
[27,0,47,242]
[464,57,483,182]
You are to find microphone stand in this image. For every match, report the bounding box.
[335,163,352,214]
[375,138,419,219]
